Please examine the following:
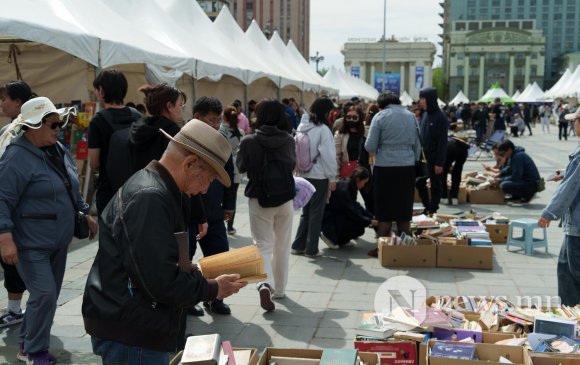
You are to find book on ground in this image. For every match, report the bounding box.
[182,334,221,365]
[357,312,397,338]
[320,349,358,365]
[198,245,267,283]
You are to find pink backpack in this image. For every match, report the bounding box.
[294,126,316,174]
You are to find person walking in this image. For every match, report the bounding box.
[237,100,295,312]
[292,97,338,257]
[558,104,570,141]
[538,109,580,306]
[0,97,97,364]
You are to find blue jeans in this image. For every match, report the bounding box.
[558,235,580,306]
[91,337,169,365]
[499,180,537,200]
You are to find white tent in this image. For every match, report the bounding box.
[399,91,414,106]
[448,90,469,106]
[546,69,572,99]
[285,39,336,94]
[341,69,379,101]
[438,98,447,108]
[478,86,512,102]
[323,66,373,100]
[515,82,547,103]
[269,31,318,92]
[558,65,580,98]
[512,90,521,100]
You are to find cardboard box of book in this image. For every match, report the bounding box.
[467,188,505,205]
[353,340,418,365]
[484,224,509,244]
[420,340,531,365]
[258,348,380,365]
[171,334,258,365]
[170,348,258,365]
[378,236,437,268]
[529,352,580,365]
[436,243,493,270]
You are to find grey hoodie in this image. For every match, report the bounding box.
[0,136,88,250]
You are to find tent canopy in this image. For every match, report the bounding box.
[322,66,378,101]
[449,90,469,106]
[514,82,547,103]
[399,91,414,106]
[478,84,513,103]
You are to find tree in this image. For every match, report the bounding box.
[432,67,447,101]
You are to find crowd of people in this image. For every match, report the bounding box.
[0,71,579,364]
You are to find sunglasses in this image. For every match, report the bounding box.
[44,120,65,130]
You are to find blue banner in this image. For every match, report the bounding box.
[351,66,360,78]
[374,73,400,93]
[415,66,424,91]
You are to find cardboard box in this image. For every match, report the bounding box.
[458,186,468,204]
[379,241,437,268]
[437,237,468,246]
[170,347,258,365]
[468,189,505,204]
[484,224,509,244]
[354,340,417,365]
[436,244,493,270]
[258,348,380,365]
[423,341,531,365]
[529,352,580,365]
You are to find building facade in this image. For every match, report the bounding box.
[225,0,310,59]
[197,0,230,21]
[440,0,580,87]
[447,20,545,100]
[342,38,436,99]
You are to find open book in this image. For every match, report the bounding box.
[198,245,267,284]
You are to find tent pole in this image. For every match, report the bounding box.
[243,83,248,113]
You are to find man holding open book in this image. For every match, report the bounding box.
[82,120,246,365]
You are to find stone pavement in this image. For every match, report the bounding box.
[0,128,577,364]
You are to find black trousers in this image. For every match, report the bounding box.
[416,163,445,214]
[559,122,568,140]
[443,142,468,200]
[1,259,26,294]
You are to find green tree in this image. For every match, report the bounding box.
[432,67,447,101]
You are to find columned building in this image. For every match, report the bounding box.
[447,20,545,100]
[342,38,436,99]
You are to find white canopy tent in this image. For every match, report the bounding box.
[323,66,365,100]
[546,66,580,98]
[399,91,414,106]
[285,40,337,94]
[448,90,469,106]
[341,70,379,101]
[512,90,521,100]
[269,31,318,92]
[478,86,512,102]
[514,82,547,103]
[545,69,572,99]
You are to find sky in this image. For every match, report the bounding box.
[309,0,443,73]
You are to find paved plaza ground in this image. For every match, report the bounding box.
[0,127,578,364]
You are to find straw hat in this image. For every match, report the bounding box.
[564,109,580,121]
[160,119,232,187]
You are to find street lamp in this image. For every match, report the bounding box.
[382,0,387,92]
[310,51,325,73]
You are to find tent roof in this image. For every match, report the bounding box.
[269,31,318,91]
[546,68,574,98]
[515,82,547,103]
[449,90,469,106]
[558,65,580,98]
[512,90,521,99]
[323,66,362,100]
[400,91,414,106]
[478,86,513,103]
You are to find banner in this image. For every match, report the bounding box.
[374,73,400,94]
[415,66,424,91]
[351,66,360,78]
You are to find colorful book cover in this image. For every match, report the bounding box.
[320,349,358,365]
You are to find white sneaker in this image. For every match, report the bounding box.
[272,291,286,299]
[452,198,459,206]
[320,233,339,250]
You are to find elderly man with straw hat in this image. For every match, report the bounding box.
[82,119,247,364]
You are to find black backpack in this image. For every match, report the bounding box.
[257,145,296,208]
[99,107,142,192]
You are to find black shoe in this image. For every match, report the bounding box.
[203,299,231,315]
[187,304,204,316]
[258,284,275,312]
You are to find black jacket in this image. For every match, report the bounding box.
[237,125,295,198]
[82,161,218,352]
[322,179,372,241]
[419,88,449,167]
[193,156,236,223]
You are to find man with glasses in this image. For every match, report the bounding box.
[187,97,236,316]
[494,139,540,203]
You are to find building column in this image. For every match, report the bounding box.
[524,54,531,86]
[508,54,515,95]
[479,55,485,98]
[371,64,376,85]
[360,63,367,83]
[410,64,418,99]
[400,63,406,95]
[424,64,432,89]
[463,55,469,98]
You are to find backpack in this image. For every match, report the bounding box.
[99,107,142,192]
[294,126,317,174]
[257,145,296,208]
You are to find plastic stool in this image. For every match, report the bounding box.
[506,218,548,256]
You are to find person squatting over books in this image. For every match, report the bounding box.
[82,120,246,365]
[539,108,580,306]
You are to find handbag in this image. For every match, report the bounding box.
[414,122,429,178]
[340,160,359,178]
[73,211,90,239]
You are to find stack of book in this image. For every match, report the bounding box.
[451,219,492,246]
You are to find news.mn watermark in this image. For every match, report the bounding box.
[374,276,427,322]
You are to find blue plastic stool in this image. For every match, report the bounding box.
[506,218,548,256]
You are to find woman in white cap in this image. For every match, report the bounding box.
[0,96,97,364]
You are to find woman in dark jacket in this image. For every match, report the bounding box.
[321,167,376,248]
[237,100,295,313]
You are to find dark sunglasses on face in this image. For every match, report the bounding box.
[44,120,65,130]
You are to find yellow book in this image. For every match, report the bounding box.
[198,245,267,283]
